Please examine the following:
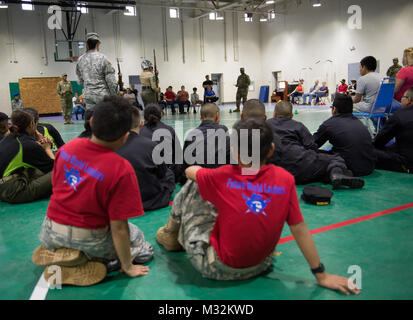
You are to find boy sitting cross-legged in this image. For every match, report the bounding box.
[159,118,360,295]
[33,95,153,287]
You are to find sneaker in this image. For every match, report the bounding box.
[44,261,107,287]
[156,226,183,252]
[330,173,364,190]
[32,246,88,267]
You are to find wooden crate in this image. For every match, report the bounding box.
[19,77,63,114]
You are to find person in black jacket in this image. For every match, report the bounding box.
[0,112,9,140]
[267,100,364,189]
[313,94,376,177]
[117,108,175,211]
[0,110,54,203]
[140,104,184,183]
[25,108,65,150]
[374,86,413,173]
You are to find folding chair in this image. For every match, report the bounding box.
[353,77,395,135]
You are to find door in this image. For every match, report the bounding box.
[211,73,223,104]
[272,71,282,92]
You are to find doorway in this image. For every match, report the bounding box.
[272,71,282,92]
[211,73,223,104]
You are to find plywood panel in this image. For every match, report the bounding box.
[19,77,62,114]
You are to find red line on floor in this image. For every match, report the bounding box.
[278,202,413,245]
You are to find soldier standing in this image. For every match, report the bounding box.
[57,73,73,124]
[140,60,159,108]
[234,68,251,112]
[76,32,118,110]
[386,58,402,78]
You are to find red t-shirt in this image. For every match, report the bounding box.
[164,91,176,101]
[196,164,304,268]
[177,90,189,102]
[47,138,144,229]
[395,66,413,102]
[338,84,348,93]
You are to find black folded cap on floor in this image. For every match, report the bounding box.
[301,185,333,206]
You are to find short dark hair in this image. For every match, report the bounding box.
[333,93,353,114]
[10,109,33,136]
[193,87,197,91]
[242,99,266,120]
[0,112,8,133]
[0,112,8,122]
[91,95,132,142]
[87,39,99,50]
[144,104,162,127]
[200,103,219,119]
[130,107,141,129]
[24,107,39,123]
[232,119,273,162]
[360,56,377,71]
[83,109,94,132]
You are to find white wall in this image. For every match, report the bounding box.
[260,0,413,94]
[0,5,262,115]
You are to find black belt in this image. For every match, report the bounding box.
[142,86,152,90]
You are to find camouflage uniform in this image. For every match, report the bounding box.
[76,51,118,110]
[11,99,24,111]
[386,64,402,79]
[57,80,73,121]
[39,217,154,264]
[140,70,158,107]
[170,180,273,281]
[236,73,251,110]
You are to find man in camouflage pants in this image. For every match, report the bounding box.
[57,73,73,124]
[76,32,118,110]
[157,180,273,281]
[234,68,251,113]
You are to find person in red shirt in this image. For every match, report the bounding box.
[158,118,360,295]
[164,86,177,115]
[288,79,304,104]
[393,47,413,113]
[33,96,153,287]
[177,85,190,114]
[337,79,348,94]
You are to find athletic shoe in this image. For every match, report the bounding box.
[44,261,107,287]
[32,246,88,267]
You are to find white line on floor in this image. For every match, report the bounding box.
[29,272,49,300]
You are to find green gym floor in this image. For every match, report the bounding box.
[1,104,412,300]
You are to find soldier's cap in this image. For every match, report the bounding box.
[341,79,346,83]
[13,93,20,97]
[301,186,333,206]
[61,73,67,77]
[86,32,100,42]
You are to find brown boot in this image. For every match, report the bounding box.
[156,217,184,252]
[44,261,107,287]
[32,246,88,267]
[233,108,240,113]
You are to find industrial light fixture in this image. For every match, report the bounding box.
[0,1,8,9]
[22,0,34,11]
[313,1,322,7]
[244,13,253,22]
[259,14,268,22]
[266,0,275,4]
[269,11,276,21]
[169,7,179,19]
[124,5,136,16]
[77,2,88,14]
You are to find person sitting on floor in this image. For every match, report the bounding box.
[373,86,413,173]
[302,80,320,105]
[313,94,376,177]
[204,84,219,103]
[157,118,360,296]
[177,85,190,114]
[78,109,94,139]
[0,110,54,204]
[0,112,9,140]
[140,104,184,183]
[25,107,65,151]
[72,91,86,120]
[267,100,365,188]
[117,107,175,211]
[353,56,381,113]
[190,87,202,114]
[33,95,153,287]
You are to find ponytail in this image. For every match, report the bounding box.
[10,110,33,136]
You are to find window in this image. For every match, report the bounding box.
[0,1,8,9]
[124,5,136,16]
[269,11,276,21]
[169,7,179,19]
[209,12,224,20]
[76,3,88,14]
[244,13,253,22]
[22,0,34,11]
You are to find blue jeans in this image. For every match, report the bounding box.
[315,92,327,103]
[302,93,316,104]
[290,92,303,103]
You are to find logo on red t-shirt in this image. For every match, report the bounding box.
[63,165,84,192]
[242,193,271,216]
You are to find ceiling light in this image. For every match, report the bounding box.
[0,1,8,8]
[313,1,322,7]
[266,1,275,4]
[22,0,34,11]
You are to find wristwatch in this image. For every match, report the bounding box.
[311,263,325,275]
